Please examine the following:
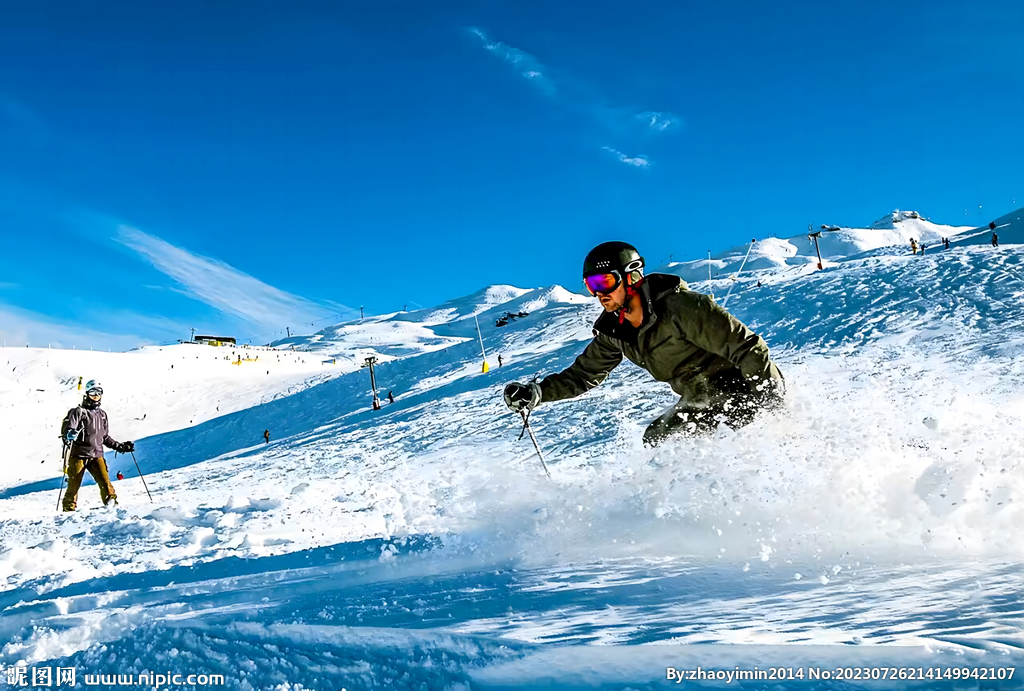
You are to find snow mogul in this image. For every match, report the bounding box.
[503,241,785,446]
[60,380,135,511]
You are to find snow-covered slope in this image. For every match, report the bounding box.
[1,209,1022,687]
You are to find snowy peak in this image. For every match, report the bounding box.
[250,283,594,377]
[380,284,529,327]
[655,208,1021,286]
[482,284,533,305]
[869,209,925,229]
[497,284,591,314]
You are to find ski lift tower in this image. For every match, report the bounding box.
[362,355,382,410]
[807,225,824,270]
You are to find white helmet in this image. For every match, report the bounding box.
[84,379,103,395]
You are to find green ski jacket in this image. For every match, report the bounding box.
[539,273,784,408]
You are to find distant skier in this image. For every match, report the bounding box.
[992,232,999,247]
[943,237,950,250]
[921,243,926,255]
[910,238,918,255]
[59,380,134,511]
[263,429,270,444]
[503,242,785,446]
[387,390,395,404]
[497,354,504,367]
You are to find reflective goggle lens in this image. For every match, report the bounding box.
[87,388,103,398]
[583,272,621,296]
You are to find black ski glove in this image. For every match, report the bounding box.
[118,441,135,453]
[503,381,541,413]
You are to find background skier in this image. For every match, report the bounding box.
[503,241,784,446]
[60,380,134,511]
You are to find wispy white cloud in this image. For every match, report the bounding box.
[635,111,681,133]
[465,28,680,168]
[601,146,651,169]
[0,302,168,351]
[466,27,556,95]
[116,225,348,330]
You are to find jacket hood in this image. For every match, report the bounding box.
[592,272,687,336]
[643,272,687,299]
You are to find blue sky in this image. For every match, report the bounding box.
[1,0,1021,349]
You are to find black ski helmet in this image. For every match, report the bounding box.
[582,241,645,287]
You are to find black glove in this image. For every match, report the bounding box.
[119,441,135,453]
[503,381,541,413]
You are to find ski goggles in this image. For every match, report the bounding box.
[86,388,103,398]
[583,271,623,296]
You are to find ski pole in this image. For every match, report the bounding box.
[130,451,154,502]
[56,427,82,512]
[56,441,71,512]
[518,410,552,479]
[720,238,756,308]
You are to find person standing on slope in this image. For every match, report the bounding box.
[502,241,785,446]
[264,429,270,444]
[60,380,134,511]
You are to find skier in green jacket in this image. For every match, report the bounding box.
[503,241,785,446]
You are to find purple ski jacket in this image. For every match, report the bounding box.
[63,405,121,459]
